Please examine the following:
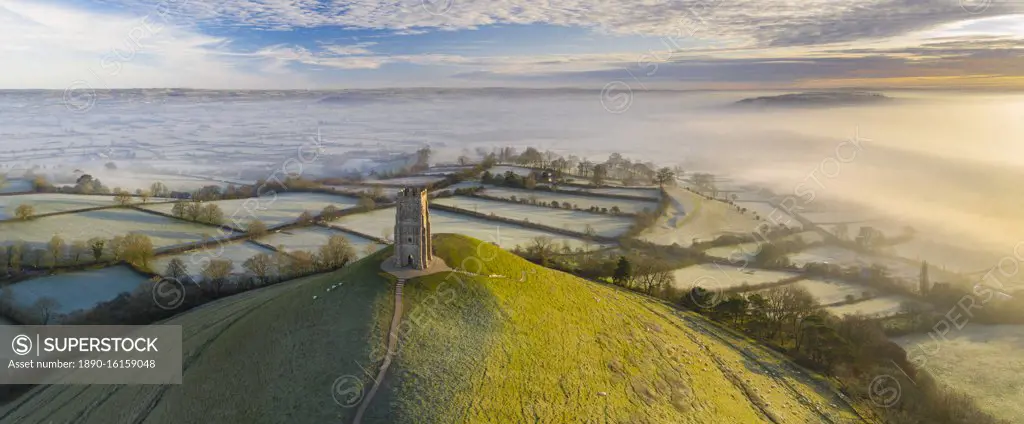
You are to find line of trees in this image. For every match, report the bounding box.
[165,234,358,293]
[171,200,225,225]
[492,147,675,187]
[0,233,155,275]
[63,235,368,327]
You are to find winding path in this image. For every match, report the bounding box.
[352,278,405,424]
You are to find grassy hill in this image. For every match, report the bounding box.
[0,234,875,424]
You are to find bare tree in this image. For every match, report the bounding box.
[633,258,675,295]
[289,251,316,274]
[244,253,274,283]
[171,201,186,218]
[526,236,556,264]
[71,240,88,264]
[47,235,67,265]
[88,237,106,262]
[165,258,190,282]
[184,200,203,221]
[247,219,268,239]
[357,196,376,212]
[8,242,23,272]
[318,235,355,270]
[320,205,341,222]
[200,204,224,225]
[122,233,154,269]
[113,191,133,206]
[150,182,169,197]
[297,210,315,226]
[201,259,234,296]
[14,204,34,220]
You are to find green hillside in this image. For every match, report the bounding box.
[0,234,875,424]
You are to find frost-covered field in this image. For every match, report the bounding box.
[893,325,1024,423]
[826,295,915,318]
[671,264,798,291]
[787,278,877,305]
[481,187,658,214]
[0,194,125,219]
[0,208,227,252]
[642,186,763,246]
[333,208,601,250]
[788,245,923,281]
[143,192,361,229]
[259,226,383,258]
[152,242,275,279]
[433,197,634,237]
[7,266,149,316]
[734,201,802,228]
[85,171,233,193]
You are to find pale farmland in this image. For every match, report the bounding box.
[151,242,276,279]
[825,295,917,318]
[0,193,136,219]
[788,245,925,282]
[7,265,150,317]
[670,263,799,291]
[893,324,1024,424]
[784,278,877,306]
[641,186,763,247]
[332,208,601,250]
[481,186,658,214]
[259,226,384,258]
[142,192,361,230]
[0,208,231,252]
[432,197,634,237]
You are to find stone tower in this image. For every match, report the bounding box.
[394,187,432,269]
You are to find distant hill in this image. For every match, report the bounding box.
[0,234,875,423]
[734,91,892,108]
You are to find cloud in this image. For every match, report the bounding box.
[5,0,1024,88]
[103,0,1024,49]
[0,0,290,88]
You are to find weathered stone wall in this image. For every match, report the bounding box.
[394,188,432,269]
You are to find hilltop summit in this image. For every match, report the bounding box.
[1,235,873,424]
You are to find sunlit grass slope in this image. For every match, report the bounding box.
[0,249,396,424]
[364,234,871,424]
[0,235,872,424]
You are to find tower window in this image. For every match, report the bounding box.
[408,237,412,243]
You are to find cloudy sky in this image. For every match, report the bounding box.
[1,0,1023,89]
